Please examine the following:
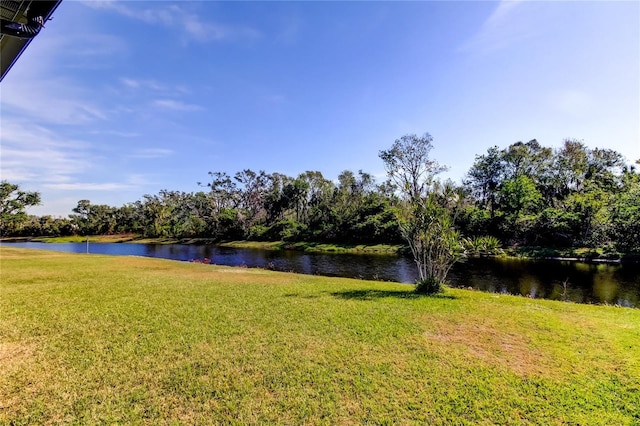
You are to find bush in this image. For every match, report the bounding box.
[265,218,307,242]
[463,235,502,255]
[248,225,269,241]
[457,206,493,237]
[415,277,443,295]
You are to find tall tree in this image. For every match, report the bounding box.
[205,171,238,212]
[234,169,269,233]
[379,134,462,294]
[609,163,640,251]
[498,175,542,243]
[553,139,589,197]
[0,181,41,235]
[465,146,504,217]
[379,134,448,201]
[264,172,291,223]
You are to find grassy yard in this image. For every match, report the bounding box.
[1,247,639,424]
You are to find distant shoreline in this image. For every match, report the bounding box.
[2,234,638,263]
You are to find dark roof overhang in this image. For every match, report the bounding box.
[1,0,62,82]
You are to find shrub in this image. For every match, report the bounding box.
[463,235,502,255]
[270,218,307,242]
[415,277,443,295]
[480,235,501,252]
[248,225,269,240]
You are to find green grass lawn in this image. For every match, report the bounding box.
[1,247,639,424]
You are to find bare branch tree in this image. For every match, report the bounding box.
[379,134,463,294]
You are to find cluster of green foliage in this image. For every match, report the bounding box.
[3,138,638,256]
[4,170,403,244]
[462,235,503,256]
[0,181,41,236]
[461,139,640,252]
[2,247,639,424]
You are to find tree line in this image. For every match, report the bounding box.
[2,137,639,253]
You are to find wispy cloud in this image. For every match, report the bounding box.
[30,196,83,217]
[0,119,94,183]
[119,77,190,96]
[0,34,115,125]
[0,24,143,204]
[63,34,128,62]
[1,119,145,194]
[547,89,596,117]
[88,130,139,138]
[129,148,174,159]
[16,32,128,72]
[83,1,261,43]
[153,99,203,112]
[43,182,135,191]
[121,77,164,91]
[1,77,108,125]
[459,0,539,56]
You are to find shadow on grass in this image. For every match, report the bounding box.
[283,293,320,299]
[329,289,457,301]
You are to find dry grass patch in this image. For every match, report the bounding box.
[0,339,59,421]
[0,246,67,260]
[425,319,549,377]
[0,341,36,374]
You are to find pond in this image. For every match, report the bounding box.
[4,241,639,308]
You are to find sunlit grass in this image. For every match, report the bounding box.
[25,236,405,254]
[1,247,639,424]
[219,240,404,254]
[31,234,138,243]
[506,245,640,262]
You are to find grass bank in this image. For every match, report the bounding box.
[27,234,140,243]
[1,247,639,424]
[16,235,405,254]
[218,240,404,254]
[14,235,639,261]
[506,246,640,263]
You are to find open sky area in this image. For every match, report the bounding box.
[1,0,638,217]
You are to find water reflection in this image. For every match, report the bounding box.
[518,274,541,299]
[3,241,639,307]
[592,268,618,304]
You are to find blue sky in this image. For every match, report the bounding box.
[1,0,638,217]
